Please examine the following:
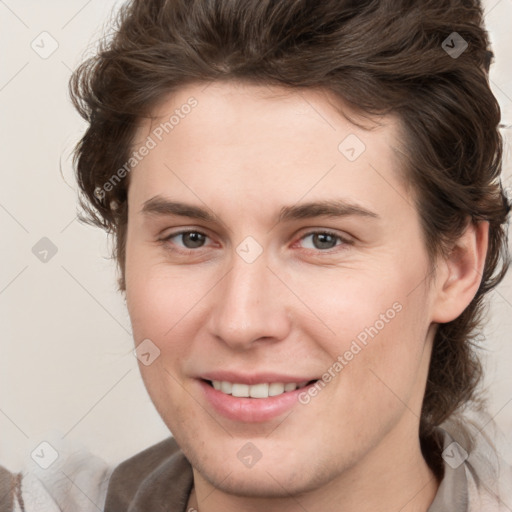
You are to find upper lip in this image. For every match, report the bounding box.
[199,371,319,385]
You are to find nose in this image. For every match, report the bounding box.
[207,251,292,350]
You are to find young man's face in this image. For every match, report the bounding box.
[125,81,442,499]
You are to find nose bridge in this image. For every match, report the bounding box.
[208,248,290,348]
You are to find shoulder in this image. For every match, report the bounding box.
[0,465,17,512]
[432,410,512,512]
[1,437,192,512]
[104,436,194,512]
[0,446,112,512]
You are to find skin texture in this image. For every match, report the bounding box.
[124,81,488,512]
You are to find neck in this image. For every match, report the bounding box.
[188,421,440,512]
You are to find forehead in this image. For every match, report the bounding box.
[129,80,410,218]
[137,80,401,152]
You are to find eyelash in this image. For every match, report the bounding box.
[159,229,351,254]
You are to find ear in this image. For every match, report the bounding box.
[431,220,489,324]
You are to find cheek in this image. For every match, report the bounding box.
[124,238,211,342]
[286,265,410,345]
[291,263,431,396]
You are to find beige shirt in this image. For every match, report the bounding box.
[2,412,511,511]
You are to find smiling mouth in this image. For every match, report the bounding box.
[203,379,318,398]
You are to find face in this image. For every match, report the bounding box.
[124,81,441,498]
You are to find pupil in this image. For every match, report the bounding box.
[183,232,205,248]
[314,233,336,250]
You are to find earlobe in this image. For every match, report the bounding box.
[431,221,489,324]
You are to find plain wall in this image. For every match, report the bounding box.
[1,0,511,471]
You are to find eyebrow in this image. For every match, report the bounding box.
[278,200,379,222]
[141,196,379,223]
[141,196,219,222]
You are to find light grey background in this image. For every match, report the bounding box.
[1,0,511,471]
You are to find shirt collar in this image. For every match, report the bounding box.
[427,425,469,512]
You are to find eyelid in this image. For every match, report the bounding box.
[159,228,212,245]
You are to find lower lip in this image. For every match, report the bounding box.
[199,380,317,423]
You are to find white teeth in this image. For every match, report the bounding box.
[232,383,250,397]
[220,381,232,394]
[268,382,285,396]
[210,380,311,398]
[249,383,269,398]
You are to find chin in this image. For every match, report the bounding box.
[178,432,349,500]
[195,460,332,499]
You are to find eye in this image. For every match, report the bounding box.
[298,231,347,251]
[159,229,350,253]
[161,230,209,249]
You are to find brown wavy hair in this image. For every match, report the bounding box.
[69,0,509,470]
